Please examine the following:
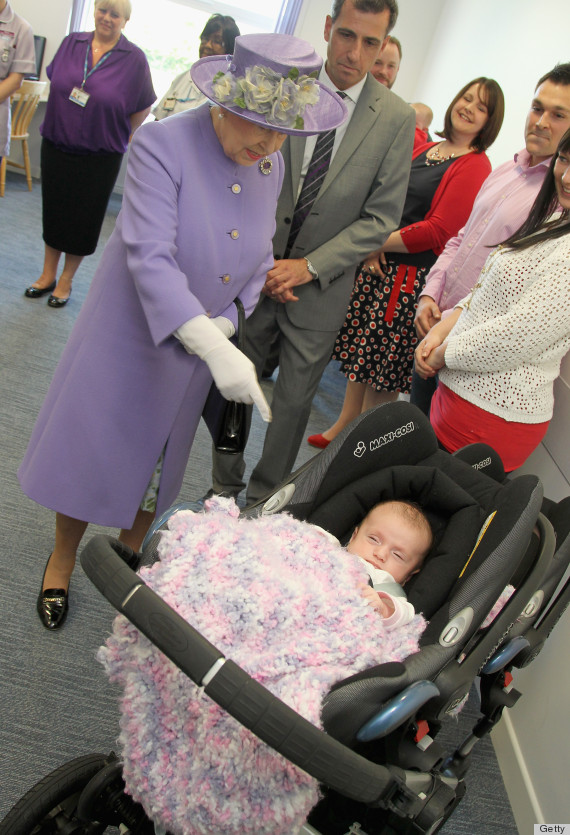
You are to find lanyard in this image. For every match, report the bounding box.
[81,41,115,89]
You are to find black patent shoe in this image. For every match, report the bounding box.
[47,290,71,308]
[37,556,69,630]
[24,280,56,299]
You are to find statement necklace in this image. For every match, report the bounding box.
[425,143,456,166]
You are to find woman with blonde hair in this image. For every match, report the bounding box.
[24,0,155,307]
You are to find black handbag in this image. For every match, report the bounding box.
[202,298,248,455]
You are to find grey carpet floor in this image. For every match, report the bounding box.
[0,170,518,833]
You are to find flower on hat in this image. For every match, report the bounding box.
[212,64,320,130]
[242,66,282,114]
[211,71,240,104]
[270,78,304,128]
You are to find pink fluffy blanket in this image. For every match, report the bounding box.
[98,497,426,835]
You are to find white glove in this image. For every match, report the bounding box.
[175,316,235,353]
[212,316,236,340]
[175,315,271,422]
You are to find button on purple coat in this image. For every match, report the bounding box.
[19,105,284,528]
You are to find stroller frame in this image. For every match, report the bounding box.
[2,402,568,835]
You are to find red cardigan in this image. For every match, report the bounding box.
[399,142,491,256]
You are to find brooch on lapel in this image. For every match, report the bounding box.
[258,157,273,175]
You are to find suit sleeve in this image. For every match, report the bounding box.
[309,107,415,280]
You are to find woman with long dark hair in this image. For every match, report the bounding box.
[414,128,570,471]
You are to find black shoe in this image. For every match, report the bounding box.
[47,290,71,308]
[189,488,240,511]
[24,280,56,299]
[37,555,69,630]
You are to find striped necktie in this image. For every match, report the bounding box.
[284,91,347,258]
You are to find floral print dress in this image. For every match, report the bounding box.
[333,151,455,393]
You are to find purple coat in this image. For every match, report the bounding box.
[19,105,284,527]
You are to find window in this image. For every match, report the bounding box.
[78,1,291,101]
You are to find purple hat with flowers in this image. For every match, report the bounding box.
[191,33,348,136]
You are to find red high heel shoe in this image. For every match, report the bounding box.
[307,433,331,449]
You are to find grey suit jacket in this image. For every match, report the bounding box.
[273,75,415,332]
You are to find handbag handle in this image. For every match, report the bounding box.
[234,297,246,351]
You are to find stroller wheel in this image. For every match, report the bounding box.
[77,758,154,832]
[0,753,109,834]
[413,778,467,835]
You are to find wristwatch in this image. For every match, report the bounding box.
[304,258,319,280]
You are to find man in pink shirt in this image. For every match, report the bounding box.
[411,62,570,414]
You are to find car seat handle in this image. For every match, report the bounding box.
[481,636,530,675]
[356,680,440,742]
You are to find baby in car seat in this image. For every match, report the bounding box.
[318,500,433,629]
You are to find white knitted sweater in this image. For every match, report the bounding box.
[439,233,570,423]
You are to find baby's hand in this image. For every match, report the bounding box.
[375,591,396,619]
[360,585,395,619]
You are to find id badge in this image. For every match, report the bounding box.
[162,97,176,112]
[0,32,13,64]
[69,86,90,107]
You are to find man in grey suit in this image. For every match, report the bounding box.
[211,0,415,504]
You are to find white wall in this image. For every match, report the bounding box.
[10,0,570,826]
[16,0,70,78]
[500,351,570,829]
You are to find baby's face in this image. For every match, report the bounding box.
[347,505,427,584]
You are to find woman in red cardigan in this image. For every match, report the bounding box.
[309,77,504,449]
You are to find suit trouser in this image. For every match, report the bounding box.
[212,295,339,503]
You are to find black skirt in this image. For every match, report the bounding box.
[41,138,123,256]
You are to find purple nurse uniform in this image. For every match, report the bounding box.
[40,31,155,154]
[19,104,284,528]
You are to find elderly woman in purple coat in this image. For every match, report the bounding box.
[18,33,348,630]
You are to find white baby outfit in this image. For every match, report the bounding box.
[361,561,416,629]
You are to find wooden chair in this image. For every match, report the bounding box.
[0,79,47,197]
